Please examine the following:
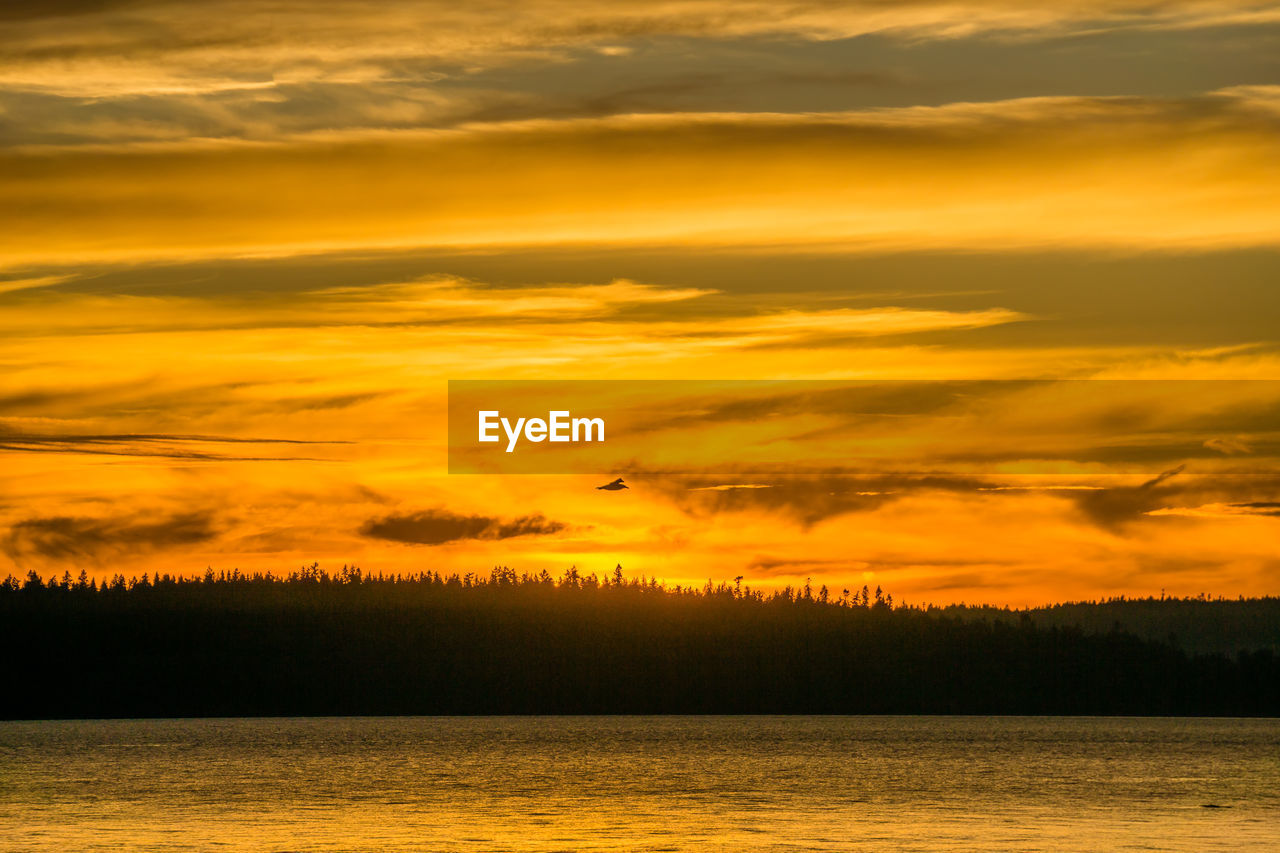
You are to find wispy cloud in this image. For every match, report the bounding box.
[1148,500,1280,518]
[0,274,77,295]
[3,1,1276,100]
[6,91,1279,267]
[3,510,219,562]
[0,274,1018,348]
[646,473,993,525]
[0,431,338,461]
[0,277,715,336]
[360,509,568,545]
[3,1,1279,604]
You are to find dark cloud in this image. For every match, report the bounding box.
[747,554,1017,576]
[639,464,1280,531]
[0,377,380,423]
[1057,468,1280,526]
[1146,464,1186,488]
[747,556,854,573]
[1229,501,1280,516]
[455,73,730,125]
[3,510,218,562]
[0,431,339,461]
[0,0,156,22]
[982,440,1280,467]
[360,509,567,545]
[7,15,1280,149]
[1072,465,1187,528]
[641,465,1280,531]
[272,392,384,412]
[1,431,325,445]
[625,381,1016,437]
[642,472,993,526]
[0,444,317,461]
[0,388,92,411]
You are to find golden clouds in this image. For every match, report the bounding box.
[2,255,1276,601]
[0,274,76,295]
[3,1,1277,99]
[0,278,716,337]
[3,0,1279,604]
[4,90,1280,267]
[0,275,1020,344]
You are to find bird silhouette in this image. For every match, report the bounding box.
[596,477,628,491]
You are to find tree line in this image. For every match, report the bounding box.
[3,565,1277,718]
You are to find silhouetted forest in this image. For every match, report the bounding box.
[3,566,1278,719]
[935,597,1280,657]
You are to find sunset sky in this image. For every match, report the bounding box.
[3,0,1279,605]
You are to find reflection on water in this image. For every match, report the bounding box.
[1,716,1277,852]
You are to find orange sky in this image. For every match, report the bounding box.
[2,0,1279,605]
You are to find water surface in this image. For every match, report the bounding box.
[2,716,1277,851]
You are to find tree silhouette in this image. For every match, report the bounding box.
[0,567,1276,719]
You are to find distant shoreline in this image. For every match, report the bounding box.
[7,712,1280,723]
[6,568,1278,719]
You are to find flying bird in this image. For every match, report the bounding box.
[596,477,628,491]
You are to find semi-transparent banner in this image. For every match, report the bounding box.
[447,380,1280,476]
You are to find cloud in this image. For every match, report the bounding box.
[0,431,335,461]
[649,465,1280,533]
[688,483,772,491]
[1148,500,1280,518]
[359,508,568,545]
[745,553,1024,587]
[708,307,1027,345]
[0,277,716,337]
[1235,500,1280,512]
[646,473,993,525]
[0,272,1017,370]
[5,91,1280,267]
[2,1,1276,100]
[746,555,870,576]
[1205,436,1252,455]
[1066,466,1280,526]
[1073,464,1187,528]
[2,510,218,562]
[0,1,162,23]
[0,274,77,295]
[310,277,714,323]
[627,381,1002,435]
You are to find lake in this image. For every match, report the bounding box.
[1,716,1277,851]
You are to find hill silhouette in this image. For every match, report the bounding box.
[3,566,1277,718]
